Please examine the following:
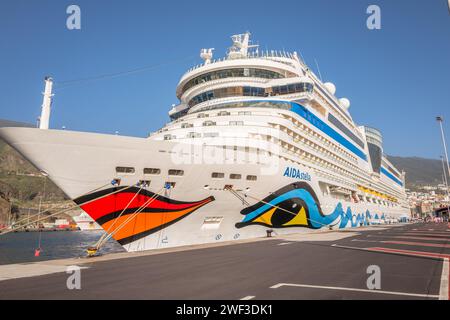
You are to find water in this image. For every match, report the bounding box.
[0,230,125,265]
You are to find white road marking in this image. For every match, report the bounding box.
[278,242,293,246]
[331,243,368,251]
[270,283,439,298]
[240,296,255,300]
[439,258,449,300]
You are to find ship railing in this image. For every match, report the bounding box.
[183,50,304,77]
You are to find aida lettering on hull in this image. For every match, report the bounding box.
[283,167,311,181]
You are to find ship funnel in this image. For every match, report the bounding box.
[39,76,54,130]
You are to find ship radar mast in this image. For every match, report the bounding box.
[227,32,259,59]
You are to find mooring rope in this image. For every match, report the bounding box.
[93,184,145,249]
[95,187,164,249]
[2,182,114,230]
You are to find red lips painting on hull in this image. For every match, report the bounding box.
[73,186,214,245]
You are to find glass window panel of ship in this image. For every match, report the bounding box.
[211,172,225,179]
[188,83,313,108]
[182,68,285,93]
[168,169,184,176]
[194,100,291,114]
[144,168,161,175]
[116,166,135,174]
[204,132,219,138]
[270,83,313,96]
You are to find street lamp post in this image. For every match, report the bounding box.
[437,116,450,221]
[437,116,450,177]
[441,156,450,219]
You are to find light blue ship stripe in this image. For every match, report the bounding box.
[222,99,368,161]
[289,102,368,161]
[381,167,403,186]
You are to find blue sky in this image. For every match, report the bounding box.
[0,0,449,159]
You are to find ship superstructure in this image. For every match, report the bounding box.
[0,33,409,252]
[155,32,407,212]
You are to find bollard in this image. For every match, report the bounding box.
[266,229,273,237]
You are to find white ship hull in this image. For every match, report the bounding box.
[0,127,408,252]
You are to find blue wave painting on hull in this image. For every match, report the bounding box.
[236,182,385,230]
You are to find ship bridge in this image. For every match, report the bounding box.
[170,32,314,120]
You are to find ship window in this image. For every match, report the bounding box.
[273,86,280,95]
[204,132,219,138]
[181,123,193,128]
[202,121,216,126]
[188,82,314,108]
[197,113,209,118]
[243,86,265,97]
[188,86,265,107]
[229,121,244,126]
[238,111,251,116]
[218,111,230,116]
[187,132,201,138]
[194,100,292,114]
[230,174,241,180]
[168,169,184,176]
[164,134,174,140]
[143,168,161,175]
[271,82,313,96]
[116,166,135,174]
[246,175,257,181]
[212,172,225,179]
[181,68,286,94]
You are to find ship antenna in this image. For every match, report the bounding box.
[314,58,323,81]
[227,32,258,59]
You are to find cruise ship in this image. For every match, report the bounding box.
[73,212,102,231]
[0,32,410,252]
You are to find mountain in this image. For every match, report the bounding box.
[387,156,447,188]
[0,119,33,128]
[0,137,67,225]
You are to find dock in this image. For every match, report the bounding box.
[0,223,448,300]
